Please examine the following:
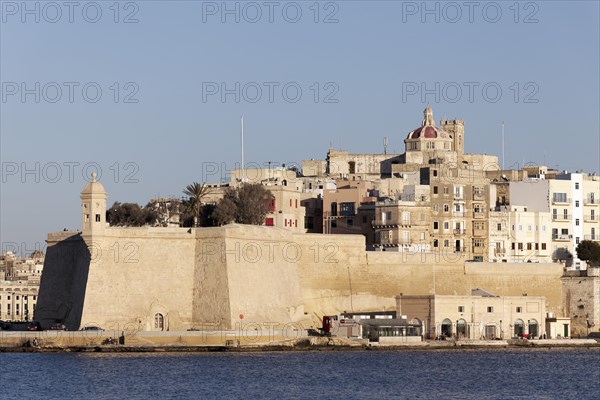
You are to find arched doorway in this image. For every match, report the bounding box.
[514,319,524,337]
[457,318,468,339]
[528,319,538,338]
[154,313,165,331]
[441,318,453,338]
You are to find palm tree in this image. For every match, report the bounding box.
[183,182,212,227]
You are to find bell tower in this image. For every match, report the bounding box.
[441,119,465,156]
[81,172,106,239]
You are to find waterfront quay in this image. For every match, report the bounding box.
[1,329,598,352]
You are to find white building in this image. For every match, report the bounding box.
[509,173,600,268]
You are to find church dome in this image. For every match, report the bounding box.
[407,107,451,139]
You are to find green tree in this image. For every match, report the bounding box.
[212,184,272,226]
[183,182,212,227]
[106,202,158,227]
[576,240,600,267]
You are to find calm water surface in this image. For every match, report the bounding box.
[1,349,599,399]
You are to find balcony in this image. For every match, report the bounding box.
[584,214,597,222]
[452,211,466,218]
[551,197,571,205]
[473,212,485,219]
[374,219,412,228]
[473,191,485,200]
[453,229,466,235]
[584,234,599,241]
[494,248,506,256]
[552,214,572,221]
[584,196,598,205]
[552,234,572,241]
[454,193,464,201]
[472,229,487,237]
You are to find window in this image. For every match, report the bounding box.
[433,170,438,177]
[433,221,439,230]
[154,313,164,330]
[433,186,438,194]
[444,204,449,212]
[95,214,101,222]
[576,237,580,244]
[575,182,579,190]
[443,221,449,230]
[444,239,449,247]
[511,243,516,250]
[527,243,532,250]
[433,239,439,248]
[519,225,522,231]
[487,306,494,313]
[528,225,532,231]
[458,306,465,312]
[340,202,355,216]
[444,187,449,195]
[553,193,567,203]
[541,243,547,250]
[575,219,579,226]
[516,307,522,313]
[575,200,579,207]
[432,204,439,212]
[497,223,502,231]
[518,243,523,250]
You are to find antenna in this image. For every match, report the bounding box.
[501,121,505,171]
[383,137,388,155]
[240,115,244,173]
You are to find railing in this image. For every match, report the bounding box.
[494,248,506,256]
[551,197,571,205]
[452,211,466,218]
[473,212,485,219]
[552,214,572,221]
[584,197,598,205]
[584,214,597,222]
[552,234,572,241]
[454,193,464,200]
[373,219,411,227]
[473,192,485,200]
[453,229,466,235]
[584,235,599,241]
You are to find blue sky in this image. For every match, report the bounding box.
[1,0,599,254]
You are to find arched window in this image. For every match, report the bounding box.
[528,319,538,338]
[154,313,164,331]
[514,319,524,337]
[457,318,467,338]
[441,318,453,337]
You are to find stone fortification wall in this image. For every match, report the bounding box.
[292,233,563,327]
[37,225,563,332]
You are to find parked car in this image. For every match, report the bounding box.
[81,326,104,331]
[27,321,42,331]
[49,323,67,331]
